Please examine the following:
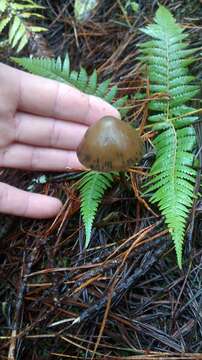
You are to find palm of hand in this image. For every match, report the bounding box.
[0,64,119,218]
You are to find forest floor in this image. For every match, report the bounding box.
[0,0,202,359]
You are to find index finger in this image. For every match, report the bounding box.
[0,182,62,218]
[3,63,120,125]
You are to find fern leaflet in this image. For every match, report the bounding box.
[140,5,199,268]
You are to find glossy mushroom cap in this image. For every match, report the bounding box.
[77,116,145,172]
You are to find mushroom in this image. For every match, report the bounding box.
[77,116,144,172]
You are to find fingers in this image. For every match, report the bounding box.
[0,182,62,218]
[15,112,88,150]
[2,63,120,126]
[0,63,16,147]
[0,144,84,171]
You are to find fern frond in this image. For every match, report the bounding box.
[77,172,115,247]
[12,56,71,83]
[140,5,199,268]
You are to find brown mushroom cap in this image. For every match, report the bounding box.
[77,116,145,172]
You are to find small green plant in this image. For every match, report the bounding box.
[0,0,46,52]
[139,5,199,268]
[125,1,139,13]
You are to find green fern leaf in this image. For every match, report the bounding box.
[20,12,45,19]
[0,0,7,12]
[113,95,129,116]
[9,16,21,44]
[95,79,111,97]
[0,17,10,32]
[28,26,47,32]
[12,56,71,83]
[17,33,28,52]
[12,22,26,48]
[11,3,44,10]
[77,172,115,247]
[85,69,97,94]
[77,67,88,91]
[61,55,70,78]
[140,5,199,268]
[104,85,118,102]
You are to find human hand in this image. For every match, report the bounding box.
[0,63,119,218]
